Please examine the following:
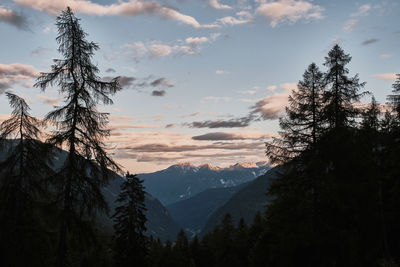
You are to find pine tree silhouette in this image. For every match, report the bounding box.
[34,7,121,266]
[0,92,54,267]
[112,173,147,267]
[266,62,325,164]
[323,44,366,129]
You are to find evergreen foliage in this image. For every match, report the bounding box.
[323,44,367,129]
[267,63,325,163]
[112,173,148,267]
[0,93,55,267]
[387,74,400,116]
[34,7,121,266]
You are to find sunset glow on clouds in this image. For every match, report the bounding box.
[0,0,399,172]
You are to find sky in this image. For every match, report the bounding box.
[0,0,399,173]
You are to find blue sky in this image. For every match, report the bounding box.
[0,0,399,172]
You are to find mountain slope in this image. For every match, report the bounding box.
[201,166,280,235]
[166,182,249,235]
[138,162,270,205]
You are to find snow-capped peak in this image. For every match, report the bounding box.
[198,163,221,171]
[170,162,196,171]
[227,162,259,170]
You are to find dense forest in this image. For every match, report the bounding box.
[0,7,399,267]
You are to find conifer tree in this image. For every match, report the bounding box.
[387,74,400,117]
[112,173,147,267]
[174,229,191,267]
[323,44,366,129]
[361,96,381,132]
[0,93,54,266]
[266,63,325,164]
[34,7,121,266]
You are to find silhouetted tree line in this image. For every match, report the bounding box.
[144,212,269,267]
[262,45,400,267]
[1,6,400,267]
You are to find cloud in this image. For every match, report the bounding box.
[15,0,218,29]
[124,40,197,61]
[42,25,52,33]
[201,96,232,103]
[149,43,172,57]
[150,77,174,88]
[123,34,220,62]
[256,0,324,27]
[31,47,51,57]
[208,0,232,10]
[120,141,264,153]
[351,4,371,17]
[152,90,166,96]
[180,111,200,118]
[0,6,28,30]
[188,82,295,129]
[343,5,373,33]
[103,75,136,88]
[361,38,379,46]
[105,68,116,73]
[380,54,392,59]
[165,123,175,128]
[186,37,209,47]
[37,95,62,106]
[186,116,254,128]
[123,42,148,62]
[107,129,269,169]
[0,63,39,93]
[239,89,257,95]
[109,123,162,131]
[109,115,135,123]
[250,82,295,120]
[267,85,277,91]
[216,69,229,75]
[217,11,253,26]
[103,75,173,95]
[373,73,397,81]
[343,19,358,32]
[192,131,274,141]
[210,33,221,41]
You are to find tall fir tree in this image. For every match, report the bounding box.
[266,63,325,164]
[0,93,54,267]
[112,173,148,267]
[322,44,366,129]
[34,7,121,266]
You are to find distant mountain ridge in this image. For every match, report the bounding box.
[138,162,271,205]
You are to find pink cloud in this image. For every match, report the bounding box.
[15,0,218,29]
[373,73,397,81]
[256,0,324,27]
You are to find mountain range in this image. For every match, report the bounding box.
[1,141,277,241]
[138,162,270,205]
